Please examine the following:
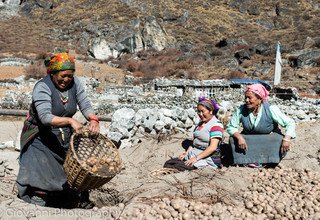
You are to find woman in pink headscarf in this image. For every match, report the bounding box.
[226,83,296,167]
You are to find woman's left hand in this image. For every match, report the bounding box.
[184,157,198,167]
[88,120,100,134]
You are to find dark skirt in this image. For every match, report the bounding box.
[163,158,197,171]
[228,132,284,165]
[16,127,79,207]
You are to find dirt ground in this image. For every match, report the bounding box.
[0,116,319,219]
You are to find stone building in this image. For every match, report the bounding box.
[153,78,272,98]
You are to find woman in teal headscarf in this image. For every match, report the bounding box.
[17,52,100,208]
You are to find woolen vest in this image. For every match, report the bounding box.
[30,75,77,126]
[240,102,279,134]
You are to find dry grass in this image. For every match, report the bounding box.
[111,48,215,82]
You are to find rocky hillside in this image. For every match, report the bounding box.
[0,0,319,94]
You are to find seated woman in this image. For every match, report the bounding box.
[164,97,224,171]
[226,83,296,167]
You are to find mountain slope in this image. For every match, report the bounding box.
[0,0,319,93]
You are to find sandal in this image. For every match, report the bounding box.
[245,163,264,168]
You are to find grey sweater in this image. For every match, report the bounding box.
[32,76,94,125]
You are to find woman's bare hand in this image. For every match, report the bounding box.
[184,157,197,167]
[69,118,84,133]
[88,120,100,134]
[179,152,187,160]
[237,135,248,150]
[281,139,291,153]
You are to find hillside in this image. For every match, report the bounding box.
[0,0,319,93]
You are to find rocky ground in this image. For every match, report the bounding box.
[0,115,319,219]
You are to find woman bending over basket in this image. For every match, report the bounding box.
[226,83,296,168]
[16,51,100,208]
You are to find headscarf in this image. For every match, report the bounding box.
[246,83,269,102]
[46,52,75,74]
[198,97,219,115]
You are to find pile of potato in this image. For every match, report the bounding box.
[119,197,254,220]
[80,155,121,174]
[243,167,320,219]
[118,167,320,220]
[74,133,121,175]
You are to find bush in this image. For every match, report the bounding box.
[110,48,206,80]
[132,71,144,77]
[35,52,48,60]
[24,61,46,80]
[226,71,245,79]
[314,57,320,67]
[209,48,224,57]
[232,44,250,52]
[126,60,140,72]
[187,69,199,79]
[241,60,253,68]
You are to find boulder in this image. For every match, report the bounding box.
[4,0,20,7]
[287,49,320,68]
[88,38,121,60]
[142,16,172,51]
[88,16,174,60]
[112,108,135,130]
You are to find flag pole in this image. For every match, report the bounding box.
[273,41,282,87]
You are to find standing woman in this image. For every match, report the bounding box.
[226,83,296,167]
[179,97,224,169]
[16,52,100,208]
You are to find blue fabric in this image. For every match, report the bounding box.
[241,103,280,134]
[229,132,284,164]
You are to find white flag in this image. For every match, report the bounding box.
[274,42,282,86]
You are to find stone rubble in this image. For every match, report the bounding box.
[0,76,319,149]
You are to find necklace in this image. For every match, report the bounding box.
[252,104,261,116]
[58,90,68,104]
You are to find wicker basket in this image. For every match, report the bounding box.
[64,131,122,192]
